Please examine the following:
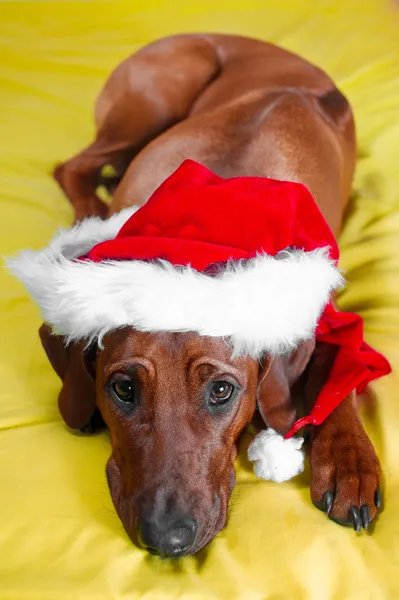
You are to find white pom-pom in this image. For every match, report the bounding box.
[247,428,305,483]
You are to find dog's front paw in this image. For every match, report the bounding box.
[310,424,382,531]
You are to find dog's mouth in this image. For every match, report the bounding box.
[186,494,224,556]
[106,458,227,558]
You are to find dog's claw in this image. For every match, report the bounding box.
[79,408,105,434]
[349,506,362,532]
[374,488,382,510]
[360,504,370,530]
[80,421,95,434]
[323,491,334,515]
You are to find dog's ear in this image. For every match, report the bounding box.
[257,338,315,434]
[39,323,99,431]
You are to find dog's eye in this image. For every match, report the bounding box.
[112,380,134,403]
[210,381,234,404]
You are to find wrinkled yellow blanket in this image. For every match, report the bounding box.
[1,1,399,598]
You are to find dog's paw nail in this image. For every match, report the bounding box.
[349,506,362,532]
[312,499,324,512]
[374,488,382,510]
[360,504,370,530]
[80,423,94,434]
[323,491,334,515]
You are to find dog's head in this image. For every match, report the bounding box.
[40,323,314,557]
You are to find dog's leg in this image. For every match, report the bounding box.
[54,140,114,221]
[54,35,220,221]
[306,343,382,530]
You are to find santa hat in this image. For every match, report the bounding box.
[7,159,391,483]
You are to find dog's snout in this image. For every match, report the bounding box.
[137,514,198,558]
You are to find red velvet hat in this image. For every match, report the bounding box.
[9,160,390,482]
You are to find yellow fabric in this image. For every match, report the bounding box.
[1,0,399,597]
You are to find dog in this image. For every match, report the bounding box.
[14,34,388,558]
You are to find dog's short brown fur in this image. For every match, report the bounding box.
[44,34,381,557]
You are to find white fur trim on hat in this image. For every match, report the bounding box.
[247,429,305,483]
[7,209,343,357]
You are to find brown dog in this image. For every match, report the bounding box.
[40,34,383,557]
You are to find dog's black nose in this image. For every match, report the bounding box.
[137,514,197,558]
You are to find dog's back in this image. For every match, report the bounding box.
[55,34,356,235]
